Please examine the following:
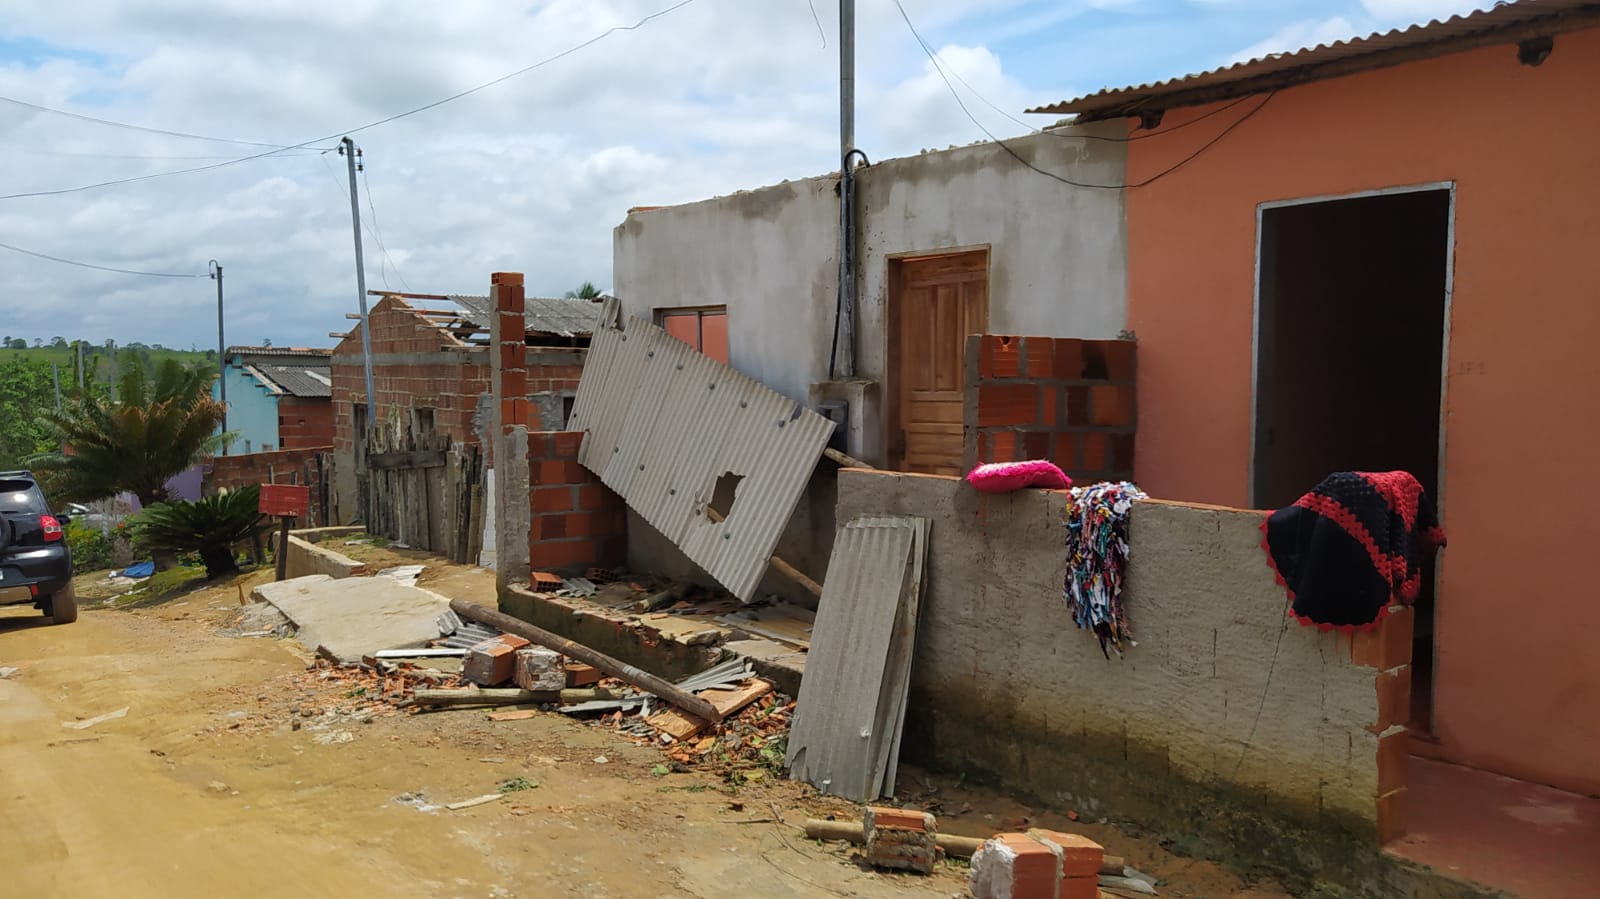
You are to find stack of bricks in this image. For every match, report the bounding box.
[528,431,627,574]
[1353,604,1414,843]
[513,646,566,691]
[863,807,939,874]
[964,334,1136,485]
[968,829,1105,899]
[463,633,532,686]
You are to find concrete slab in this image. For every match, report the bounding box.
[251,575,451,663]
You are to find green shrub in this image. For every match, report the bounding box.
[65,520,115,572]
[130,485,266,579]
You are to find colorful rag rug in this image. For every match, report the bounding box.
[1063,481,1147,658]
[1263,471,1446,633]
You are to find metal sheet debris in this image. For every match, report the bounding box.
[568,299,835,601]
[785,516,928,801]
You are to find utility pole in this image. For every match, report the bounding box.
[836,0,858,378]
[340,137,376,424]
[210,260,227,444]
[75,340,84,390]
[51,362,61,410]
[107,340,116,402]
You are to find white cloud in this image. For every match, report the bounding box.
[1229,16,1361,64]
[1358,0,1494,26]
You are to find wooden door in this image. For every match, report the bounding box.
[889,250,988,474]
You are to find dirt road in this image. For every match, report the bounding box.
[0,583,961,898]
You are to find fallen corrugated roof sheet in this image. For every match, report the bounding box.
[786,515,928,802]
[568,299,835,602]
[451,294,601,338]
[1031,0,1600,120]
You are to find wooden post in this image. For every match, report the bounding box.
[274,516,294,581]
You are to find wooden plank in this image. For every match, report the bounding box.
[646,679,774,741]
[487,709,539,722]
[369,449,447,470]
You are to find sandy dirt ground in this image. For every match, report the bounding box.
[0,563,1290,899]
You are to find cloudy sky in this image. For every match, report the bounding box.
[0,0,1491,350]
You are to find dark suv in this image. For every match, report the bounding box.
[0,471,76,624]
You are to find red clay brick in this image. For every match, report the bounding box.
[534,538,599,570]
[1103,339,1137,381]
[1090,385,1135,427]
[532,487,575,513]
[1023,431,1049,460]
[533,460,568,486]
[1377,729,1408,796]
[1111,433,1136,472]
[1059,876,1098,899]
[1065,386,1090,426]
[987,430,1018,462]
[1081,341,1110,379]
[1051,433,1081,469]
[536,514,568,540]
[982,336,1021,378]
[1052,339,1086,380]
[1039,387,1059,427]
[552,431,584,457]
[996,833,1060,899]
[866,807,935,834]
[1027,830,1103,878]
[1352,606,1413,670]
[1022,337,1054,378]
[1372,665,1412,734]
[978,384,1039,427]
[1377,787,1407,844]
[1082,433,1109,471]
[526,432,550,458]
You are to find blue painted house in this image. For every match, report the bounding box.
[215,346,334,455]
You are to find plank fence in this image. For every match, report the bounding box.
[363,418,484,563]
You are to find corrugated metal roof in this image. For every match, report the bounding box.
[1031,0,1600,120]
[568,299,836,601]
[258,364,332,398]
[786,516,927,801]
[450,294,601,338]
[226,345,333,359]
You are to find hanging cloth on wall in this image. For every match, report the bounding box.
[1063,481,1147,658]
[1263,471,1446,632]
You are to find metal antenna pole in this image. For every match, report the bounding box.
[210,260,227,442]
[341,137,376,424]
[836,0,857,378]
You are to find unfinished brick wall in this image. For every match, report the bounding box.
[527,431,626,573]
[207,445,331,526]
[964,334,1136,484]
[276,396,334,449]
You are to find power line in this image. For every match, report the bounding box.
[0,94,311,149]
[891,0,1272,189]
[0,144,322,161]
[0,239,204,278]
[0,0,700,203]
[805,0,828,48]
[361,162,410,292]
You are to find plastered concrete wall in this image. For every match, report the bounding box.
[280,534,367,580]
[837,469,1406,886]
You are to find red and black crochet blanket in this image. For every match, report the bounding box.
[1263,471,1445,632]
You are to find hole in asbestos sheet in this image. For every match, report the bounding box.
[708,472,745,520]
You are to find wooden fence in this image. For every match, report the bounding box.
[363,418,484,563]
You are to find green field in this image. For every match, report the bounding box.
[0,346,211,369]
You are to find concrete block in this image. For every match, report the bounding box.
[513,646,565,691]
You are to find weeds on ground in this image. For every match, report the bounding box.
[498,777,538,794]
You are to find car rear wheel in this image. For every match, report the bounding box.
[42,584,77,624]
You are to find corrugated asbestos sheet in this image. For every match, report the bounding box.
[786,516,928,801]
[451,294,602,337]
[568,299,835,601]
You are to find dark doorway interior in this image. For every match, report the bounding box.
[1254,188,1450,733]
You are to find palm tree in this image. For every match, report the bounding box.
[30,359,231,506]
[134,485,265,578]
[564,281,602,300]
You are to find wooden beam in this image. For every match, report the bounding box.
[369,450,447,470]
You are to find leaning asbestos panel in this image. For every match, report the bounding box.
[568,299,835,601]
[786,515,929,801]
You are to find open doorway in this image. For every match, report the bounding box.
[1253,186,1451,734]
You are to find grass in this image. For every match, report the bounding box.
[0,346,210,368]
[111,564,227,608]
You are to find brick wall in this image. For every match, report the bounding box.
[527,432,626,574]
[965,334,1137,484]
[277,396,334,449]
[207,445,331,526]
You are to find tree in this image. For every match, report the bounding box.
[29,358,231,506]
[564,281,602,300]
[0,357,57,469]
[50,336,67,349]
[133,485,265,578]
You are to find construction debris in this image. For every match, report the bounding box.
[787,516,929,801]
[802,818,986,860]
[969,830,1107,899]
[462,633,531,686]
[61,706,130,730]
[513,646,565,691]
[864,806,940,874]
[444,793,504,811]
[411,687,619,708]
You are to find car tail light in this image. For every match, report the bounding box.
[40,515,63,542]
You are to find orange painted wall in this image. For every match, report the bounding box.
[1125,29,1600,796]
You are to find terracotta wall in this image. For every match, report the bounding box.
[964,334,1136,484]
[207,445,331,527]
[1124,28,1600,795]
[527,431,627,574]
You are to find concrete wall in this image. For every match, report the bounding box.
[1123,26,1600,797]
[280,533,367,580]
[836,469,1409,889]
[216,364,279,454]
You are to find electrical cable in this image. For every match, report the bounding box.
[0,0,700,203]
[0,144,322,161]
[361,163,411,292]
[0,238,204,278]
[0,93,319,149]
[805,0,828,48]
[892,0,1273,189]
[317,151,409,292]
